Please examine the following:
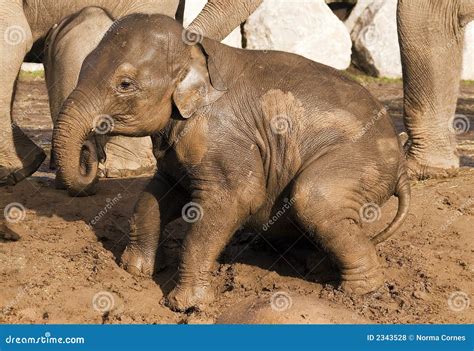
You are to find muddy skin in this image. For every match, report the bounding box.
[0,0,263,186]
[53,14,410,311]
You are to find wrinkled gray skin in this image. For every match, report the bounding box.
[2,0,472,186]
[43,7,156,181]
[397,0,474,179]
[0,0,263,186]
[53,14,410,311]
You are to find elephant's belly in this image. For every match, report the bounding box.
[245,195,297,235]
[23,0,179,41]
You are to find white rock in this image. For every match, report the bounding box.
[350,0,402,78]
[183,0,242,48]
[21,62,44,72]
[244,0,352,70]
[344,0,374,33]
[462,21,474,80]
[350,0,473,79]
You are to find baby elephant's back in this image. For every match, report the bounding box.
[247,50,401,163]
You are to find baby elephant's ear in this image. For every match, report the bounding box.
[173,43,227,119]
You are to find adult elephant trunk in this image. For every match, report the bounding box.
[53,92,100,197]
[188,0,262,40]
[397,0,473,179]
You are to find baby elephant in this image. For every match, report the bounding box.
[44,7,156,186]
[53,14,410,311]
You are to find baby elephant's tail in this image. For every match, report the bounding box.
[370,169,411,245]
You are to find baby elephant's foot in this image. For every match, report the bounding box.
[339,264,383,295]
[121,246,155,277]
[338,251,383,294]
[166,284,214,312]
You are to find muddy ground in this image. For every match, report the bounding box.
[0,75,473,324]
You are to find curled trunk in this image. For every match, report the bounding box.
[53,96,99,196]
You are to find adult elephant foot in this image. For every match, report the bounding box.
[0,125,46,186]
[402,136,460,180]
[97,136,156,178]
[399,133,460,180]
[405,156,460,180]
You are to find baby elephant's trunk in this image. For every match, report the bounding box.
[371,170,411,245]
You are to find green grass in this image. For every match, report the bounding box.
[19,69,45,80]
[348,73,402,84]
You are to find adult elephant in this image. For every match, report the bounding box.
[0,0,263,186]
[397,0,474,179]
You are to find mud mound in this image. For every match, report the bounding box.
[216,294,370,324]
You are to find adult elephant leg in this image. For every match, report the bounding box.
[460,0,474,26]
[44,7,156,182]
[397,0,470,179]
[0,0,45,185]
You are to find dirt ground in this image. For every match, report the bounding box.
[0,75,473,324]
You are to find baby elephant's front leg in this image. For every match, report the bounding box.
[121,175,186,276]
[166,198,245,311]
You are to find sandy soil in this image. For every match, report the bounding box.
[0,76,473,324]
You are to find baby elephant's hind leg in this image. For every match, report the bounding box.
[292,166,383,294]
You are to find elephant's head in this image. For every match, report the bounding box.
[53,14,227,196]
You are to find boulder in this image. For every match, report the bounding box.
[243,0,352,70]
[462,22,474,80]
[183,0,242,48]
[21,62,44,72]
[344,0,374,33]
[350,0,402,78]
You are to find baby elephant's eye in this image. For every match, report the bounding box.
[117,78,136,93]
